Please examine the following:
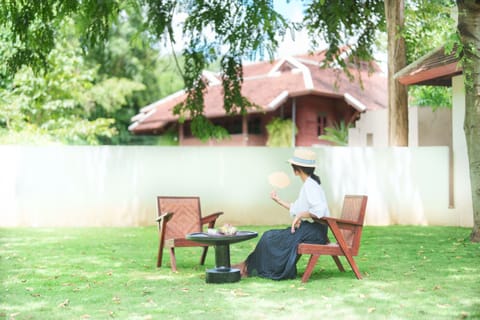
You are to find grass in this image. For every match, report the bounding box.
[1,226,479,320]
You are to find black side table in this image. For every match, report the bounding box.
[186,231,258,283]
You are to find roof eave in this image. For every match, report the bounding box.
[395,45,462,87]
[396,62,462,86]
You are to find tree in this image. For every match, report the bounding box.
[457,0,480,241]
[385,0,408,146]
[83,6,185,144]
[0,22,144,144]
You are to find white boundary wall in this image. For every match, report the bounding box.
[0,145,473,227]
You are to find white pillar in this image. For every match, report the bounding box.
[451,75,473,226]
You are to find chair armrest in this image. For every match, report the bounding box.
[318,216,363,227]
[156,212,174,223]
[201,211,224,228]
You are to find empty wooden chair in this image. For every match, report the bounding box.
[156,196,223,272]
[297,195,368,282]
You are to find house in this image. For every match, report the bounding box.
[395,45,473,226]
[129,51,387,146]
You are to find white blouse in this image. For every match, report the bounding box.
[289,177,330,219]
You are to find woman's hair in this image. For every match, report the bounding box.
[291,164,321,184]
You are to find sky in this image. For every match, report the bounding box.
[272,0,313,57]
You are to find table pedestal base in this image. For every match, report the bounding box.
[185,231,257,284]
[206,267,241,283]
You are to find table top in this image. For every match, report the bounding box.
[186,231,258,245]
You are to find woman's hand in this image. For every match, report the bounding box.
[291,215,302,233]
[291,212,311,233]
[271,190,290,210]
[270,190,280,202]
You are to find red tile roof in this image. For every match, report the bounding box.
[129,51,387,133]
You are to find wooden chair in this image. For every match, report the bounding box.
[156,196,223,272]
[297,195,368,282]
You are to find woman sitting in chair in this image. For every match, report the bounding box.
[233,149,330,280]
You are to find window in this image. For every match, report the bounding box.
[212,118,242,134]
[317,114,327,136]
[248,117,262,134]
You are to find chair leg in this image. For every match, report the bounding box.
[169,247,177,272]
[344,254,362,279]
[332,256,345,272]
[157,240,164,268]
[301,254,320,283]
[200,246,208,265]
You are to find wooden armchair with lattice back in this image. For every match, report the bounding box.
[297,195,368,282]
[156,196,223,272]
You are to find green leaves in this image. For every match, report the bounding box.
[318,121,350,146]
[189,115,229,141]
[88,78,145,113]
[221,54,253,116]
[305,0,384,68]
[403,0,456,65]
[0,24,145,145]
[409,86,452,110]
[266,118,296,147]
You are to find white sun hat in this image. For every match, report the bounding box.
[287,149,317,168]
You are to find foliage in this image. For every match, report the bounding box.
[90,78,146,113]
[83,5,185,144]
[1,226,479,319]
[266,117,296,147]
[409,86,452,110]
[304,0,385,77]
[0,25,143,145]
[403,0,456,64]
[0,0,117,75]
[318,121,350,146]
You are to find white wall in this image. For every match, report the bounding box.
[348,109,388,147]
[347,75,473,227]
[408,106,452,147]
[0,145,473,228]
[350,107,452,148]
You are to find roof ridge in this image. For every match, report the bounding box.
[267,56,314,90]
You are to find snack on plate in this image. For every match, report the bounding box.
[219,223,237,236]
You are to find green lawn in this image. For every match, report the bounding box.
[1,226,479,320]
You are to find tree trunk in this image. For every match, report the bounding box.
[385,0,409,146]
[457,0,480,242]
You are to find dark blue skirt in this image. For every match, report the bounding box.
[246,221,328,280]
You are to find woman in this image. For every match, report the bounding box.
[234,149,330,280]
